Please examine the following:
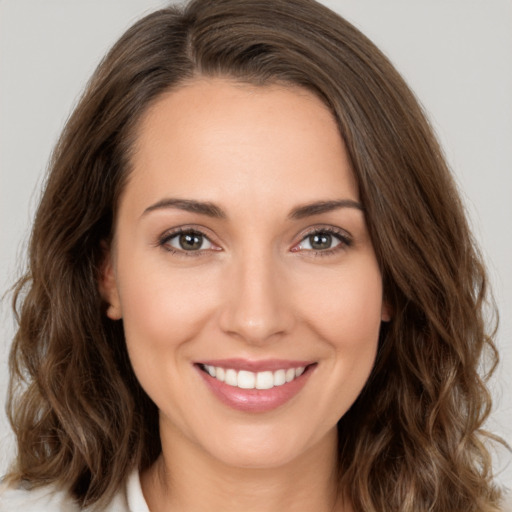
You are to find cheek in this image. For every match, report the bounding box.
[300,259,383,418]
[117,259,225,420]
[116,250,222,367]
[297,257,384,350]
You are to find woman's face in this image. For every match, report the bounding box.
[101,78,390,469]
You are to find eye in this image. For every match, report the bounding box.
[163,230,214,252]
[298,232,340,251]
[293,228,351,253]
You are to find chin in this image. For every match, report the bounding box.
[199,422,335,471]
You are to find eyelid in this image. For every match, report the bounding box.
[155,224,352,256]
[157,225,222,255]
[291,225,352,253]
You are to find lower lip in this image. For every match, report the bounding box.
[196,365,315,413]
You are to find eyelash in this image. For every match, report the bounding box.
[157,227,217,257]
[157,226,352,257]
[293,226,352,257]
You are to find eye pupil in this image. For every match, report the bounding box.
[179,233,203,250]
[310,233,332,250]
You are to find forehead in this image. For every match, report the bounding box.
[123,78,358,215]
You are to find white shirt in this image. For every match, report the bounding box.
[1,471,511,511]
[0,469,149,512]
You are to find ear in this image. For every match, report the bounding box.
[381,301,392,322]
[98,241,122,320]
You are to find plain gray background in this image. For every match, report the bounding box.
[1,0,511,488]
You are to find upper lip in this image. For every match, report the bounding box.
[196,358,315,372]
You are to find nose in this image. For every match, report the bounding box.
[218,251,294,345]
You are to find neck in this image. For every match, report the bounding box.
[141,421,350,512]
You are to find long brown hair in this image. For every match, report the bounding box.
[6,0,504,510]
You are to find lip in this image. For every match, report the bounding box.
[197,358,314,372]
[195,359,317,413]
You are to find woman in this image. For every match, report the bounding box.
[1,0,508,510]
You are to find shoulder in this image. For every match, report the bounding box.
[502,488,512,512]
[0,480,80,512]
[0,470,146,512]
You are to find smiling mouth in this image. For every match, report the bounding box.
[198,363,311,390]
[195,359,317,412]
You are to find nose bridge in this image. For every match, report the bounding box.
[219,246,292,343]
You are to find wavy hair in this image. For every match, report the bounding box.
[6,0,504,509]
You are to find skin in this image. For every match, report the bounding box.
[100,78,390,512]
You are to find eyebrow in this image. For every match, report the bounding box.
[142,198,226,218]
[288,199,364,219]
[141,197,363,220]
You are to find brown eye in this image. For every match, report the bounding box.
[179,233,203,250]
[309,233,333,250]
[166,231,213,251]
[294,229,350,253]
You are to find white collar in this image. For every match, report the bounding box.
[126,469,150,512]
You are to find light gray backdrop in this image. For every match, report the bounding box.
[1,0,511,487]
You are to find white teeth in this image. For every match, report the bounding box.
[285,368,295,382]
[274,369,286,386]
[202,364,308,389]
[216,367,225,382]
[225,369,237,386]
[237,370,256,389]
[256,371,274,390]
